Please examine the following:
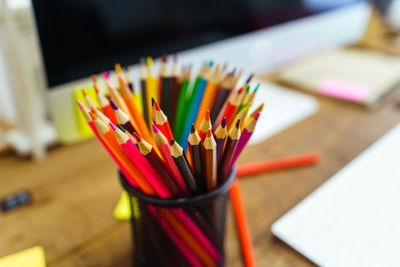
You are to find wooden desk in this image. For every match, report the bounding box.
[1,86,400,266]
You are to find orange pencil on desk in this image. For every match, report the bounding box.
[237,153,320,177]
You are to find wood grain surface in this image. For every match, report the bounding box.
[1,82,400,266]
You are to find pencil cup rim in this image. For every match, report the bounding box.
[119,166,236,207]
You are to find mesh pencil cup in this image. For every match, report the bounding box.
[119,168,236,267]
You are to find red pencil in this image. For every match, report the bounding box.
[133,132,183,197]
[215,87,244,128]
[153,100,174,141]
[152,124,190,196]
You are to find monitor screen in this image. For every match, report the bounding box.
[31,0,361,88]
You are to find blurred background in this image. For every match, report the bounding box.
[2,0,399,160]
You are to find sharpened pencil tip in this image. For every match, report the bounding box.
[110,100,118,110]
[236,119,241,128]
[206,129,212,137]
[117,124,126,132]
[246,73,254,84]
[151,97,155,106]
[109,122,118,131]
[154,101,161,111]
[170,140,175,146]
[254,112,261,120]
[81,89,87,96]
[205,110,210,121]
[132,132,141,142]
[190,124,195,134]
[254,83,260,92]
[221,117,226,128]
[152,124,159,133]
[89,111,97,121]
[93,84,99,94]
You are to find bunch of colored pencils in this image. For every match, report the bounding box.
[77,56,263,266]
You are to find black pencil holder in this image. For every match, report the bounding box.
[119,169,236,267]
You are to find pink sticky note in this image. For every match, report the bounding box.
[318,78,370,103]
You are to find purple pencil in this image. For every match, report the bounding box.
[214,117,227,167]
[229,112,261,170]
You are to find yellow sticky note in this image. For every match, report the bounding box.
[0,246,46,267]
[73,87,99,138]
[113,192,131,220]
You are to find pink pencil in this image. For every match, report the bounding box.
[152,124,190,196]
[76,100,139,189]
[229,112,261,170]
[148,206,203,267]
[110,122,172,198]
[171,209,221,262]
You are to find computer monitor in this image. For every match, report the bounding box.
[31,0,361,143]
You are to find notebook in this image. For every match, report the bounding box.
[276,48,400,106]
[272,122,400,267]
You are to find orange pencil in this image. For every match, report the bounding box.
[118,76,153,142]
[230,180,256,267]
[194,64,222,128]
[89,112,155,195]
[237,153,320,177]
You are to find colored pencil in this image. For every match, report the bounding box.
[243,103,264,130]
[139,58,149,125]
[77,100,140,189]
[230,112,261,169]
[82,89,98,109]
[153,100,174,141]
[220,119,241,180]
[230,180,256,267]
[214,117,227,165]
[145,57,159,125]
[203,129,217,191]
[237,153,320,177]
[152,124,190,196]
[160,55,171,118]
[215,87,244,129]
[89,111,155,195]
[228,102,250,133]
[179,63,212,147]
[110,100,136,135]
[133,132,183,197]
[118,75,151,140]
[93,84,118,125]
[245,83,259,106]
[198,109,212,142]
[175,65,191,137]
[102,72,132,120]
[112,124,172,198]
[210,71,235,122]
[194,64,222,128]
[188,124,206,192]
[170,55,180,129]
[170,140,199,194]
